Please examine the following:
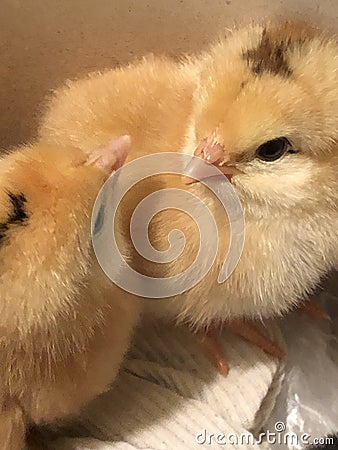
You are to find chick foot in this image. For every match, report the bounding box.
[196,319,285,376]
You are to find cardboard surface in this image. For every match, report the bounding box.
[0,0,337,148]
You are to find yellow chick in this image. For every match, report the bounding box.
[39,21,338,373]
[0,137,139,449]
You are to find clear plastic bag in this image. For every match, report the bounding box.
[266,273,338,449]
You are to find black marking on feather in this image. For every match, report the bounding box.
[244,28,292,77]
[0,223,8,242]
[8,192,28,223]
[0,192,28,243]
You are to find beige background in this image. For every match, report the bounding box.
[1,0,337,148]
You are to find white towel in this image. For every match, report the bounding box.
[31,321,285,450]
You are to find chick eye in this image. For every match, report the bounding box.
[256,137,293,162]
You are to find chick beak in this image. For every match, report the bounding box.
[185,133,243,183]
[217,165,243,182]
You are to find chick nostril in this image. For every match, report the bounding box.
[205,143,224,163]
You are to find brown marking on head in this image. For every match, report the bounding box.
[244,22,318,77]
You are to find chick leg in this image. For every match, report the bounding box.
[225,319,285,360]
[196,319,284,376]
[301,299,331,321]
[196,327,230,376]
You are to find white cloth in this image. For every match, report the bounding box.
[32,321,286,450]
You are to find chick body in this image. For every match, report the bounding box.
[39,22,338,331]
[0,142,138,449]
